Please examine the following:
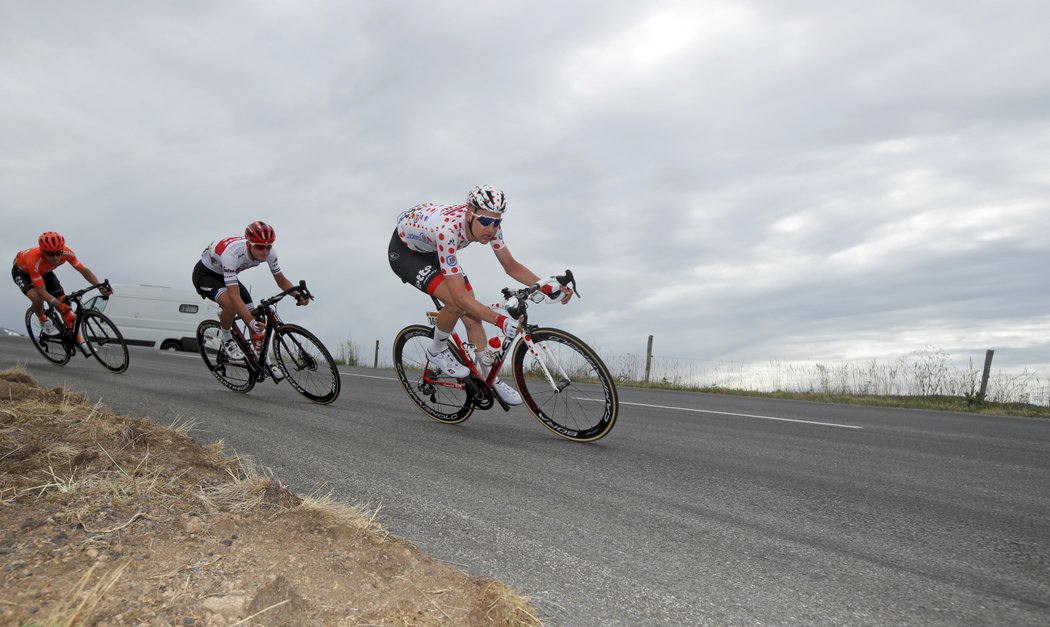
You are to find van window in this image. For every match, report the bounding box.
[84,296,108,313]
[179,304,199,314]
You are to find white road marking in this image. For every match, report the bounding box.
[618,400,863,429]
[341,372,397,381]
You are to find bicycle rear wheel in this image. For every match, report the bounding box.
[273,324,341,404]
[24,308,71,366]
[81,311,129,373]
[392,324,473,424]
[195,320,256,393]
[512,327,618,442]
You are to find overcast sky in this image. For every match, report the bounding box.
[3,0,1048,378]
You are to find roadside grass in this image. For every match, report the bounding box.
[617,380,1050,418]
[0,368,541,626]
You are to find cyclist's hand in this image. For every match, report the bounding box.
[249,319,265,338]
[497,314,520,337]
[100,286,113,297]
[295,293,310,306]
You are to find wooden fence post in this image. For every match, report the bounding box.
[644,335,653,384]
[374,340,380,368]
[979,349,994,398]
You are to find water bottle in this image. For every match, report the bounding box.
[250,319,265,353]
[479,336,501,369]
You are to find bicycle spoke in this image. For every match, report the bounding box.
[196,320,255,393]
[273,324,340,404]
[514,328,618,442]
[24,308,71,366]
[81,312,129,373]
[393,325,473,424]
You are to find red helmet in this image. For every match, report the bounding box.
[245,221,276,245]
[38,231,66,253]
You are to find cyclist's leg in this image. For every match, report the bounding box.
[41,273,71,327]
[389,231,458,351]
[12,267,47,322]
[193,262,243,355]
[452,279,489,357]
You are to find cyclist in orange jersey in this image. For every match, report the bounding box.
[12,231,111,336]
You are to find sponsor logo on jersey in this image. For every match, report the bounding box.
[445,255,458,267]
[415,264,434,289]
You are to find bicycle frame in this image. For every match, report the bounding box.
[421,271,579,410]
[395,268,617,441]
[46,282,112,356]
[227,285,302,383]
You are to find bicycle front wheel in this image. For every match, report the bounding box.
[195,320,256,393]
[392,324,473,424]
[81,311,129,373]
[24,308,71,366]
[512,327,618,442]
[273,324,341,404]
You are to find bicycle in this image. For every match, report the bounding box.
[392,270,618,442]
[194,280,341,404]
[23,279,130,373]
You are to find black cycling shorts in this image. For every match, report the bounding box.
[192,261,251,304]
[12,266,63,298]
[388,229,471,295]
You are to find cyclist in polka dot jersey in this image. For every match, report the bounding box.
[389,185,573,406]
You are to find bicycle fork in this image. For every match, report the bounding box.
[522,334,572,393]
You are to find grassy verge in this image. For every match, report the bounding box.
[618,379,1050,418]
[0,366,540,626]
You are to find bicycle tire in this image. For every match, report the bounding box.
[24,307,71,366]
[81,311,130,373]
[392,324,474,424]
[512,327,618,442]
[195,320,256,393]
[273,324,341,404]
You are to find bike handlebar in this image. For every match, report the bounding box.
[252,280,312,316]
[500,270,577,319]
[66,279,112,302]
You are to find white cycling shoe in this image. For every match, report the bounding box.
[492,378,522,406]
[40,320,59,336]
[221,339,246,364]
[426,347,469,378]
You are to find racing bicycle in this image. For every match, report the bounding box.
[23,279,129,373]
[392,270,618,442]
[194,281,340,404]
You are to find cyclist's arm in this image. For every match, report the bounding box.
[273,272,308,305]
[443,275,505,326]
[222,283,257,325]
[494,247,574,304]
[493,247,541,286]
[32,284,60,306]
[76,266,102,287]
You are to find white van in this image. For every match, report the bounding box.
[84,284,219,352]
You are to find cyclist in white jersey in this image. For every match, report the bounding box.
[192,221,307,362]
[389,185,573,405]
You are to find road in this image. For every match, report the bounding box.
[3,336,1049,625]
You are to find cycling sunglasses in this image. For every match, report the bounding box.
[43,250,63,257]
[475,215,502,228]
[249,242,273,250]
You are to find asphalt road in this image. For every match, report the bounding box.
[3,335,1049,625]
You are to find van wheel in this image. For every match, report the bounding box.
[161,340,182,352]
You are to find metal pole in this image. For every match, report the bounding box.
[374,340,380,368]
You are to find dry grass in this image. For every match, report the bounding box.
[0,372,542,626]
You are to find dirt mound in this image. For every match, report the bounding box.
[0,368,539,626]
